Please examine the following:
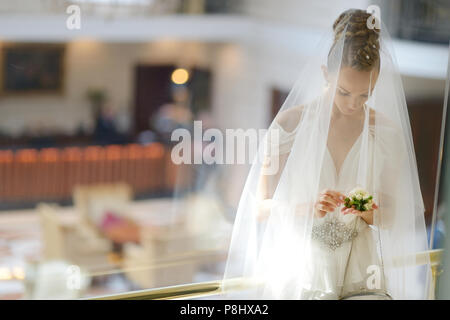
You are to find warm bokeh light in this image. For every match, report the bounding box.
[171,68,190,85]
[0,267,12,281]
[12,267,25,280]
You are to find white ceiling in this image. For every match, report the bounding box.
[0,14,447,79]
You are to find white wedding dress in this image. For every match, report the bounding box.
[269,110,392,299]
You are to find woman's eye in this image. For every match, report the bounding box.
[338,90,349,96]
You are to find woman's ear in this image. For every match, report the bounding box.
[321,65,329,83]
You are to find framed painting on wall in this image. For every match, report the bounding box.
[1,43,65,95]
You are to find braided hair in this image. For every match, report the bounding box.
[329,9,380,72]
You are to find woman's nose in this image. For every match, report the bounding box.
[349,99,359,111]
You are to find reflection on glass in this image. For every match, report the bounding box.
[435,42,450,299]
[0,1,447,300]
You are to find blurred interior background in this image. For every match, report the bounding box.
[0,0,448,299]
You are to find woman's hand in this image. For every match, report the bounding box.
[314,189,346,218]
[341,202,379,225]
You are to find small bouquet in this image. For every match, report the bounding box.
[343,187,375,212]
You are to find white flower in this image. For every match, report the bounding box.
[349,186,365,197]
[348,186,373,206]
[364,203,371,211]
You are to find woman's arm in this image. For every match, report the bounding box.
[256,105,304,221]
[256,153,289,221]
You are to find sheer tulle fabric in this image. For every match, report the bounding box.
[221,15,431,300]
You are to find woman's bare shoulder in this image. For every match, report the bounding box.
[368,108,403,144]
[369,108,376,126]
[274,105,304,133]
[368,108,396,127]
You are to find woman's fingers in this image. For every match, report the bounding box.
[316,189,348,217]
[337,192,347,201]
[323,189,346,202]
[341,207,352,215]
[341,204,378,216]
[317,203,334,212]
[316,210,327,218]
[323,191,345,204]
[320,195,340,207]
[341,206,360,215]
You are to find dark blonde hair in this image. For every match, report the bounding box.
[329,9,380,72]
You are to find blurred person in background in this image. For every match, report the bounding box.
[93,105,121,145]
[152,84,193,145]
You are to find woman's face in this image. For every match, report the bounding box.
[331,66,378,116]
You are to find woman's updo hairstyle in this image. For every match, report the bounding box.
[329,9,380,72]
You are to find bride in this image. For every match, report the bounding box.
[221,9,432,300]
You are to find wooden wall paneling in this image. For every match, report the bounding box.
[407,99,444,225]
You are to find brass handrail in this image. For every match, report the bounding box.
[85,277,249,300]
[427,249,444,299]
[86,249,443,300]
[86,280,222,300]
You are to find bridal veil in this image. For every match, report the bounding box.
[221,8,432,300]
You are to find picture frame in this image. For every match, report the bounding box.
[0,43,65,95]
